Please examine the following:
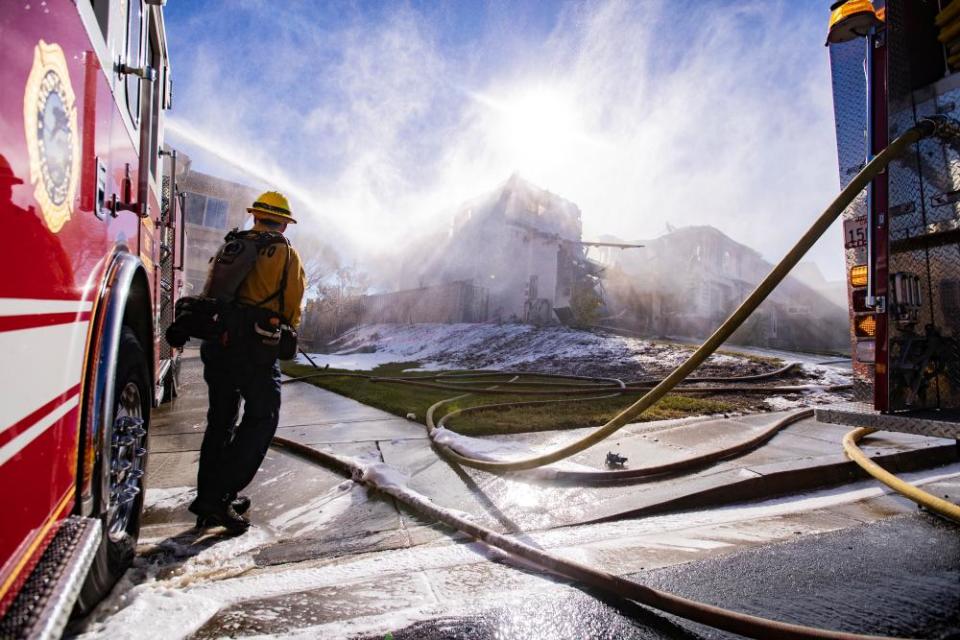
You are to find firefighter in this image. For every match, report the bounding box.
[189,191,306,533]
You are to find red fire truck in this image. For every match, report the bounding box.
[818,0,960,441]
[0,1,182,635]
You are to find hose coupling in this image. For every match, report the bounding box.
[918,115,960,141]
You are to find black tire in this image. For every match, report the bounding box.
[74,327,150,615]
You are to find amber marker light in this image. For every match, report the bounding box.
[827,0,883,45]
[855,314,877,338]
[850,265,869,287]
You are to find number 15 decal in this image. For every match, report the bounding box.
[843,215,867,249]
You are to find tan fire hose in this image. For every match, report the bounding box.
[275,117,953,639]
[843,427,960,523]
[270,436,897,640]
[285,365,846,481]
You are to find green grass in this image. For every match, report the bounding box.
[282,361,733,436]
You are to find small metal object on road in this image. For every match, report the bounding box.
[606,452,628,468]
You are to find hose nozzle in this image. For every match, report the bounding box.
[918,115,960,141]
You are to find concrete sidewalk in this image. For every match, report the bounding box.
[145,353,419,545]
[143,354,957,557]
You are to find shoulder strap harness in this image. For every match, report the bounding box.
[249,234,293,323]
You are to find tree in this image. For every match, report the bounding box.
[294,233,340,295]
[570,279,602,328]
[304,265,371,341]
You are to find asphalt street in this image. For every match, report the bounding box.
[369,514,960,640]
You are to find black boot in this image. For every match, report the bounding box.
[231,495,251,515]
[191,499,250,535]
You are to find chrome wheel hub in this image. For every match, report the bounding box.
[107,382,146,541]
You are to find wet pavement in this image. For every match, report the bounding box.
[73,352,960,638]
[97,471,957,639]
[144,355,956,544]
[369,513,959,640]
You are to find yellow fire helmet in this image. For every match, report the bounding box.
[826,0,883,45]
[247,190,297,224]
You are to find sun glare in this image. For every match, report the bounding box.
[490,87,585,178]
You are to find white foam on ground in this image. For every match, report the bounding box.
[294,351,400,371]
[269,480,362,535]
[297,324,851,417]
[431,427,533,462]
[801,363,851,387]
[764,396,806,410]
[144,486,196,511]
[259,470,294,488]
[181,536,505,614]
[81,457,957,639]
[299,323,761,374]
[787,363,852,406]
[242,587,568,640]
[158,526,273,587]
[78,527,273,638]
[242,600,505,640]
[78,589,221,640]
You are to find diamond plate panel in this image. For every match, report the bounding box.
[831,40,869,190]
[0,517,100,639]
[830,37,873,402]
[885,0,960,412]
[159,175,174,362]
[816,402,960,439]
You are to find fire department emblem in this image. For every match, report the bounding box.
[23,40,80,233]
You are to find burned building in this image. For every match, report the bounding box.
[361,281,489,325]
[598,225,850,352]
[390,175,590,324]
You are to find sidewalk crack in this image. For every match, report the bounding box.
[375,440,415,550]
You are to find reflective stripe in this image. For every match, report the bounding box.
[0,394,79,466]
[0,384,80,448]
[251,201,292,216]
[0,322,88,431]
[0,311,92,333]
[0,298,92,316]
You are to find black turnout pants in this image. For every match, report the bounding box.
[196,339,281,508]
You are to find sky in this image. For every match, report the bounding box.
[164,0,847,281]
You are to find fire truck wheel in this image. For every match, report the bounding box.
[75,326,150,615]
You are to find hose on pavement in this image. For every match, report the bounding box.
[271,435,896,640]
[287,364,841,481]
[272,117,952,640]
[842,427,960,523]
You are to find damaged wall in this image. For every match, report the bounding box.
[359,280,489,324]
[399,174,584,323]
[598,225,850,352]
